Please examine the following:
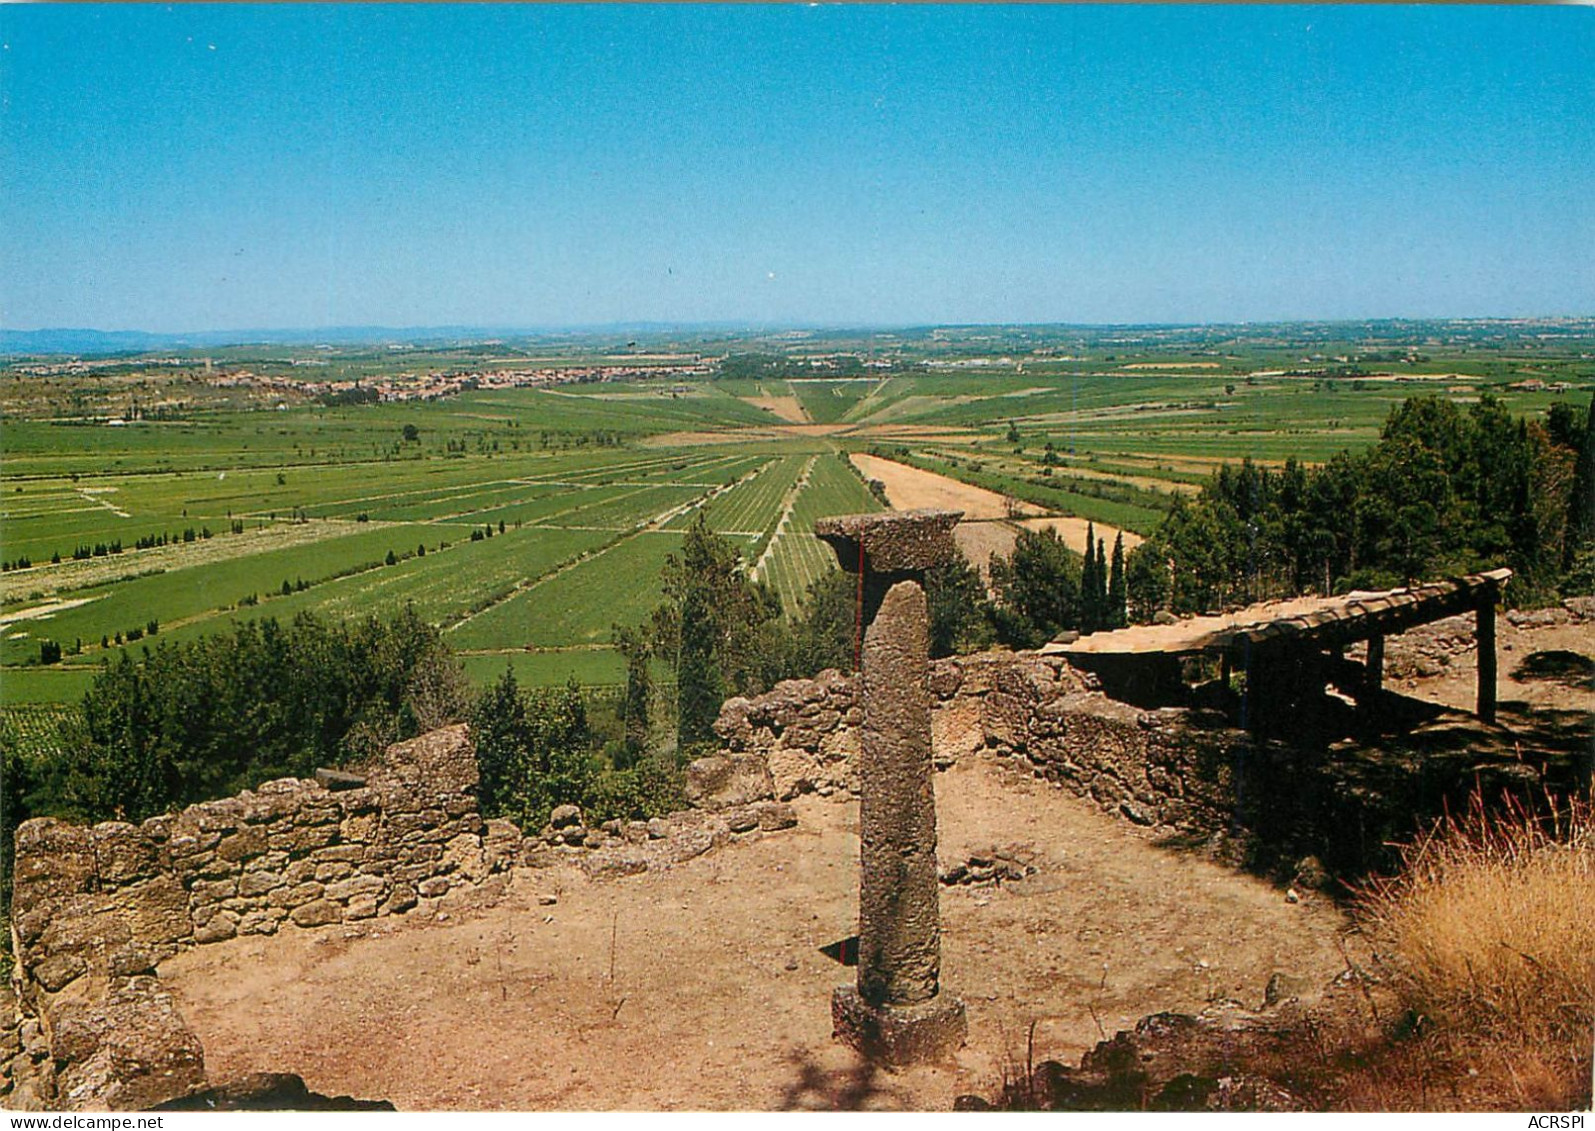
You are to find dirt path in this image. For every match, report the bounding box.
[741,385,811,425]
[849,453,1033,521]
[848,454,1141,559]
[1016,516,1144,558]
[161,757,1350,1111]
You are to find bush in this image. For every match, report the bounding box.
[1356,790,1594,1107]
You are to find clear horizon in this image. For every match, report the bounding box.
[3,5,1593,333]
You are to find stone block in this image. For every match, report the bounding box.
[32,953,88,993]
[815,510,962,574]
[10,819,97,910]
[289,900,342,928]
[323,874,386,903]
[311,844,366,864]
[92,822,160,886]
[267,881,324,909]
[190,877,237,903]
[367,723,478,797]
[235,871,283,898]
[416,877,450,899]
[344,896,379,921]
[193,910,238,944]
[380,884,417,915]
[754,801,798,831]
[441,834,488,883]
[832,985,967,1065]
[120,874,193,949]
[684,753,774,809]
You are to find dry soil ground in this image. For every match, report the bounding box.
[162,755,1351,1111]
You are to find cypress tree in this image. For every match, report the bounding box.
[1080,524,1099,631]
[1108,532,1127,629]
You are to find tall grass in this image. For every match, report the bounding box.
[1356,789,1594,1108]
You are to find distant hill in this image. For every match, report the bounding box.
[0,323,777,358]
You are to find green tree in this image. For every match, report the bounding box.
[1564,394,1595,570]
[1080,525,1100,631]
[614,625,653,765]
[645,513,783,753]
[926,550,994,658]
[988,527,1079,649]
[1107,532,1127,629]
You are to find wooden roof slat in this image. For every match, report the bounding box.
[1044,569,1512,660]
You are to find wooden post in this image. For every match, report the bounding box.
[1366,634,1384,697]
[1476,591,1497,724]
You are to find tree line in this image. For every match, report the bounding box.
[1121,394,1595,617]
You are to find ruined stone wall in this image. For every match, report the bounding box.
[4,724,516,1111]
[704,652,1259,837]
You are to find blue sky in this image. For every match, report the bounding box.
[2,4,1592,331]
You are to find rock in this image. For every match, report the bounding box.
[194,910,239,944]
[323,874,386,903]
[238,909,284,936]
[91,822,159,885]
[538,894,558,906]
[107,947,157,978]
[49,978,206,1111]
[368,723,478,798]
[440,834,489,883]
[417,877,450,899]
[550,804,583,829]
[32,953,88,992]
[380,884,417,915]
[581,852,649,880]
[1263,972,1312,1007]
[624,821,649,844]
[646,818,670,840]
[1120,801,1155,826]
[238,870,284,898]
[216,825,269,863]
[10,819,97,909]
[121,874,194,949]
[754,801,798,831]
[483,818,522,870]
[153,1072,394,1112]
[269,881,325,909]
[726,809,760,834]
[289,899,343,928]
[583,831,607,849]
[344,896,379,921]
[683,753,774,809]
[1153,610,1179,626]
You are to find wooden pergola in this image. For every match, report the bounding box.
[1043,568,1512,724]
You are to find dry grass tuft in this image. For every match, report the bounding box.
[1356,788,1594,1109]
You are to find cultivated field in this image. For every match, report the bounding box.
[4,324,1588,708]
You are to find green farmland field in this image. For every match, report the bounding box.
[5,325,1591,706]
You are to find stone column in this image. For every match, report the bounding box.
[815,509,967,1064]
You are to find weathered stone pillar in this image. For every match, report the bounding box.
[815,509,967,1064]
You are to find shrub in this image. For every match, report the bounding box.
[1356,790,1594,1107]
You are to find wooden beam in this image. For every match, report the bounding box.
[1477,591,1497,724]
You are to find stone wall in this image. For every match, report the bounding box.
[698,646,1584,881]
[703,652,1260,840]
[4,724,515,1111]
